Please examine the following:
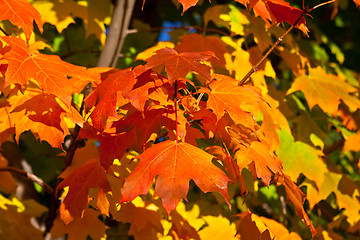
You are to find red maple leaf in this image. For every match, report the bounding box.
[85,68,136,131]
[121,140,231,213]
[235,0,309,33]
[175,33,229,68]
[266,0,308,33]
[145,47,216,84]
[0,0,43,40]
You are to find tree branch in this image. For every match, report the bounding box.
[45,0,137,235]
[0,167,53,194]
[97,0,136,67]
[239,10,307,86]
[239,0,336,86]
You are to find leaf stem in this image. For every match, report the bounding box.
[310,0,336,11]
[0,167,53,194]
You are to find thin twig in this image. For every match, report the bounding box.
[310,0,336,11]
[323,138,345,155]
[97,0,126,67]
[238,0,336,86]
[239,10,307,86]
[111,0,136,67]
[0,167,53,194]
[97,0,136,67]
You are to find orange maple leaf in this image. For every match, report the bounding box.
[235,141,282,186]
[58,159,111,224]
[51,208,106,240]
[0,0,43,40]
[205,74,262,129]
[1,36,90,105]
[116,202,164,240]
[287,67,360,117]
[175,33,229,68]
[8,88,83,149]
[121,140,231,213]
[145,47,216,84]
[277,174,316,236]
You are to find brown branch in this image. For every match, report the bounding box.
[239,0,336,86]
[323,138,345,155]
[45,2,136,235]
[111,0,136,67]
[0,167,53,194]
[97,0,136,67]
[239,10,307,86]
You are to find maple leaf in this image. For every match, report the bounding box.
[58,159,111,224]
[1,36,90,105]
[287,67,360,116]
[98,129,137,170]
[198,215,238,240]
[112,107,176,152]
[235,141,282,186]
[235,211,302,239]
[0,99,14,146]
[205,74,262,129]
[51,208,106,240]
[116,202,164,240]
[276,130,326,188]
[8,88,82,149]
[235,0,308,33]
[127,68,158,112]
[265,0,308,34]
[0,0,43,40]
[335,175,360,225]
[344,132,360,152]
[305,171,342,209]
[84,68,136,131]
[175,34,229,68]
[354,0,360,7]
[169,209,201,239]
[145,47,216,84]
[235,211,273,239]
[277,174,316,236]
[32,0,112,44]
[121,140,231,213]
[0,154,17,193]
[0,197,45,240]
[178,0,202,14]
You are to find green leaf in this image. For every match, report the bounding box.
[276,130,327,188]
